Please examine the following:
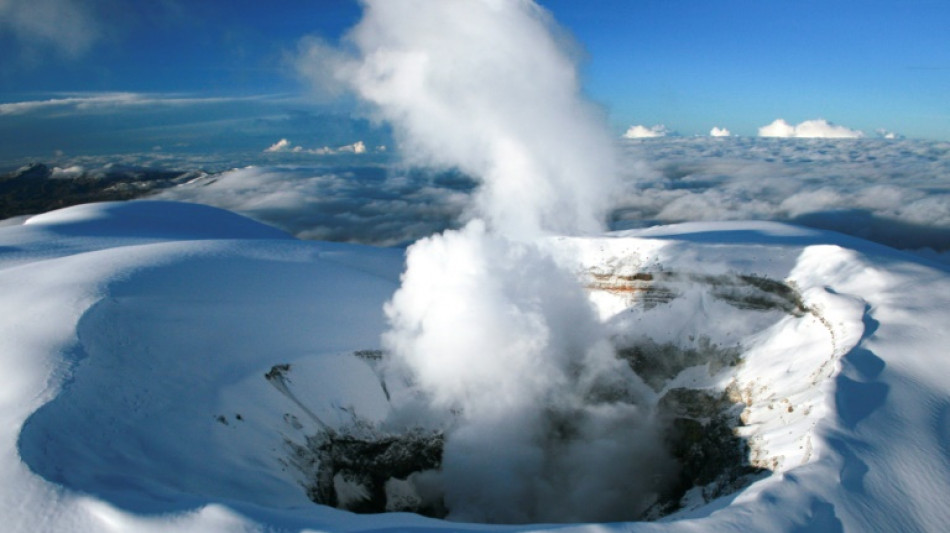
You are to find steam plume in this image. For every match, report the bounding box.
[311,0,673,522]
[334,0,619,240]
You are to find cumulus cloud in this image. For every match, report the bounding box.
[710,126,731,137]
[264,139,292,153]
[622,124,668,139]
[263,138,371,155]
[758,118,864,138]
[49,165,85,179]
[337,140,366,154]
[0,0,101,59]
[757,119,795,138]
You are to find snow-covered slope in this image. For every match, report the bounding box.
[1,201,949,532]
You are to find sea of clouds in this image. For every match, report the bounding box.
[156,163,472,246]
[614,136,950,259]
[147,135,950,262]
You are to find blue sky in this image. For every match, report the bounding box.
[1,0,947,161]
[552,0,950,139]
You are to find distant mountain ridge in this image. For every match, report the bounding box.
[0,163,199,220]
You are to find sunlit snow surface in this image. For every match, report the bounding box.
[2,200,950,531]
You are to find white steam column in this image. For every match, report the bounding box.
[322,0,674,522]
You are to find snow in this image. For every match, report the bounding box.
[2,200,950,531]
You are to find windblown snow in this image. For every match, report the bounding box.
[1,200,949,531]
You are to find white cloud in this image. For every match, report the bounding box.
[622,124,668,139]
[0,0,100,58]
[0,93,253,116]
[876,128,902,140]
[263,139,370,155]
[757,119,796,138]
[758,118,864,139]
[49,165,84,179]
[337,140,366,154]
[264,139,292,153]
[794,119,864,138]
[710,126,731,137]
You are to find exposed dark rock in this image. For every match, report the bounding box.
[709,274,806,315]
[616,336,741,392]
[649,387,766,517]
[286,427,446,517]
[264,363,291,382]
[587,270,806,316]
[0,164,197,220]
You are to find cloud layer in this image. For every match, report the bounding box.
[120,136,948,262]
[615,137,950,256]
[0,93,262,116]
[154,165,471,247]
